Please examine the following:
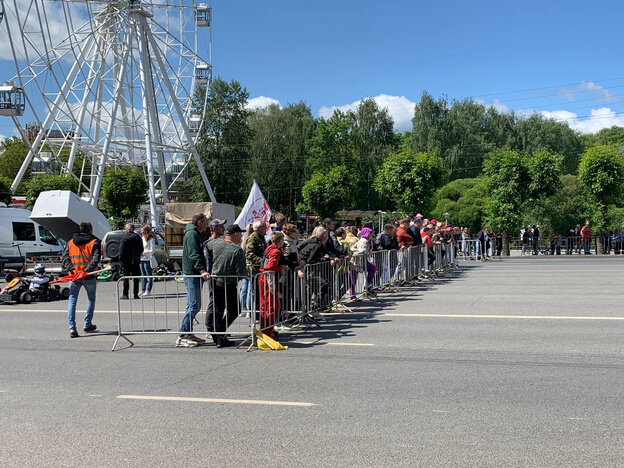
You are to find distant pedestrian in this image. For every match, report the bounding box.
[119,223,143,300]
[581,221,592,254]
[555,232,562,255]
[522,228,530,256]
[139,225,155,296]
[532,225,540,255]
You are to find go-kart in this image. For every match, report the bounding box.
[0,277,70,304]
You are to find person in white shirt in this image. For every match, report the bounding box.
[139,225,156,296]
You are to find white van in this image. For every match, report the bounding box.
[0,205,63,269]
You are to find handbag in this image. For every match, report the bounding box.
[150,255,158,268]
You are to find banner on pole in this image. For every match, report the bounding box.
[235,180,272,233]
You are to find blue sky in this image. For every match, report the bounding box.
[1,0,624,138]
[211,0,624,133]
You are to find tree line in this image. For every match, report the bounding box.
[2,77,624,245]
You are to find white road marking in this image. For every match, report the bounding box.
[5,309,623,322]
[568,417,585,420]
[383,313,624,321]
[432,410,449,413]
[90,394,102,397]
[117,395,318,407]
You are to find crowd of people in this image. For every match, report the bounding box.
[61,212,624,346]
[172,212,465,348]
[520,221,624,255]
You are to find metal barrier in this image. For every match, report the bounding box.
[113,244,462,351]
[112,274,254,351]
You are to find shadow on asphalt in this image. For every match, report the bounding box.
[281,266,472,349]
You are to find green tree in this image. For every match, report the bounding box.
[514,114,583,174]
[307,99,397,209]
[527,174,587,236]
[26,174,78,209]
[582,126,624,151]
[411,92,449,155]
[101,167,148,224]
[299,165,356,219]
[577,144,624,251]
[25,174,79,209]
[484,149,564,254]
[433,178,487,233]
[0,176,12,205]
[374,149,447,213]
[526,150,563,200]
[307,110,354,175]
[351,99,397,208]
[247,102,316,215]
[0,137,30,190]
[181,78,252,205]
[483,149,531,254]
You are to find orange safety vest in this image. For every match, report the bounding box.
[68,239,96,272]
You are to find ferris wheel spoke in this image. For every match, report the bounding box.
[3,0,215,226]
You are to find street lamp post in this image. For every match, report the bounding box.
[377,210,387,234]
[444,212,450,226]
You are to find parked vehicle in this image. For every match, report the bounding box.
[101,230,169,267]
[0,205,63,271]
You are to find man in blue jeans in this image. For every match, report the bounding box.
[176,213,211,348]
[62,222,101,338]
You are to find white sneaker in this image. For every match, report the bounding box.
[175,337,198,348]
[142,291,153,297]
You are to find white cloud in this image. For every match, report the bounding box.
[557,81,617,102]
[318,94,416,132]
[0,0,90,61]
[246,96,281,110]
[474,98,510,114]
[541,107,624,134]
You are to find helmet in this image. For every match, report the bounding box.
[34,264,46,276]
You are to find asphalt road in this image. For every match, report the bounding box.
[0,257,622,467]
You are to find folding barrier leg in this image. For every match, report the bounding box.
[111,333,134,352]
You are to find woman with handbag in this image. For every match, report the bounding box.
[139,225,156,296]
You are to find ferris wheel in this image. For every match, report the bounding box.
[0,0,216,228]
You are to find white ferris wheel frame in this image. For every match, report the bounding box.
[0,0,216,229]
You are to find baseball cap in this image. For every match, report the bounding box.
[209,218,227,228]
[225,224,244,235]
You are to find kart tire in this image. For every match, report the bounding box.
[20,291,32,304]
[61,288,70,299]
[5,273,14,283]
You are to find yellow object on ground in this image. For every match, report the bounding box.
[255,330,288,350]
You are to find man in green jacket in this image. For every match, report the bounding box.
[177,213,211,348]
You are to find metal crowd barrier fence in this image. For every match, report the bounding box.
[113,245,461,351]
[112,274,255,351]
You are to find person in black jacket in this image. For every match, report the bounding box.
[322,218,348,258]
[119,223,144,299]
[299,227,333,311]
[376,224,399,251]
[532,225,540,255]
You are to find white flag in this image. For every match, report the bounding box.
[235,180,272,236]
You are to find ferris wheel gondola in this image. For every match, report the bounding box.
[0,0,216,229]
